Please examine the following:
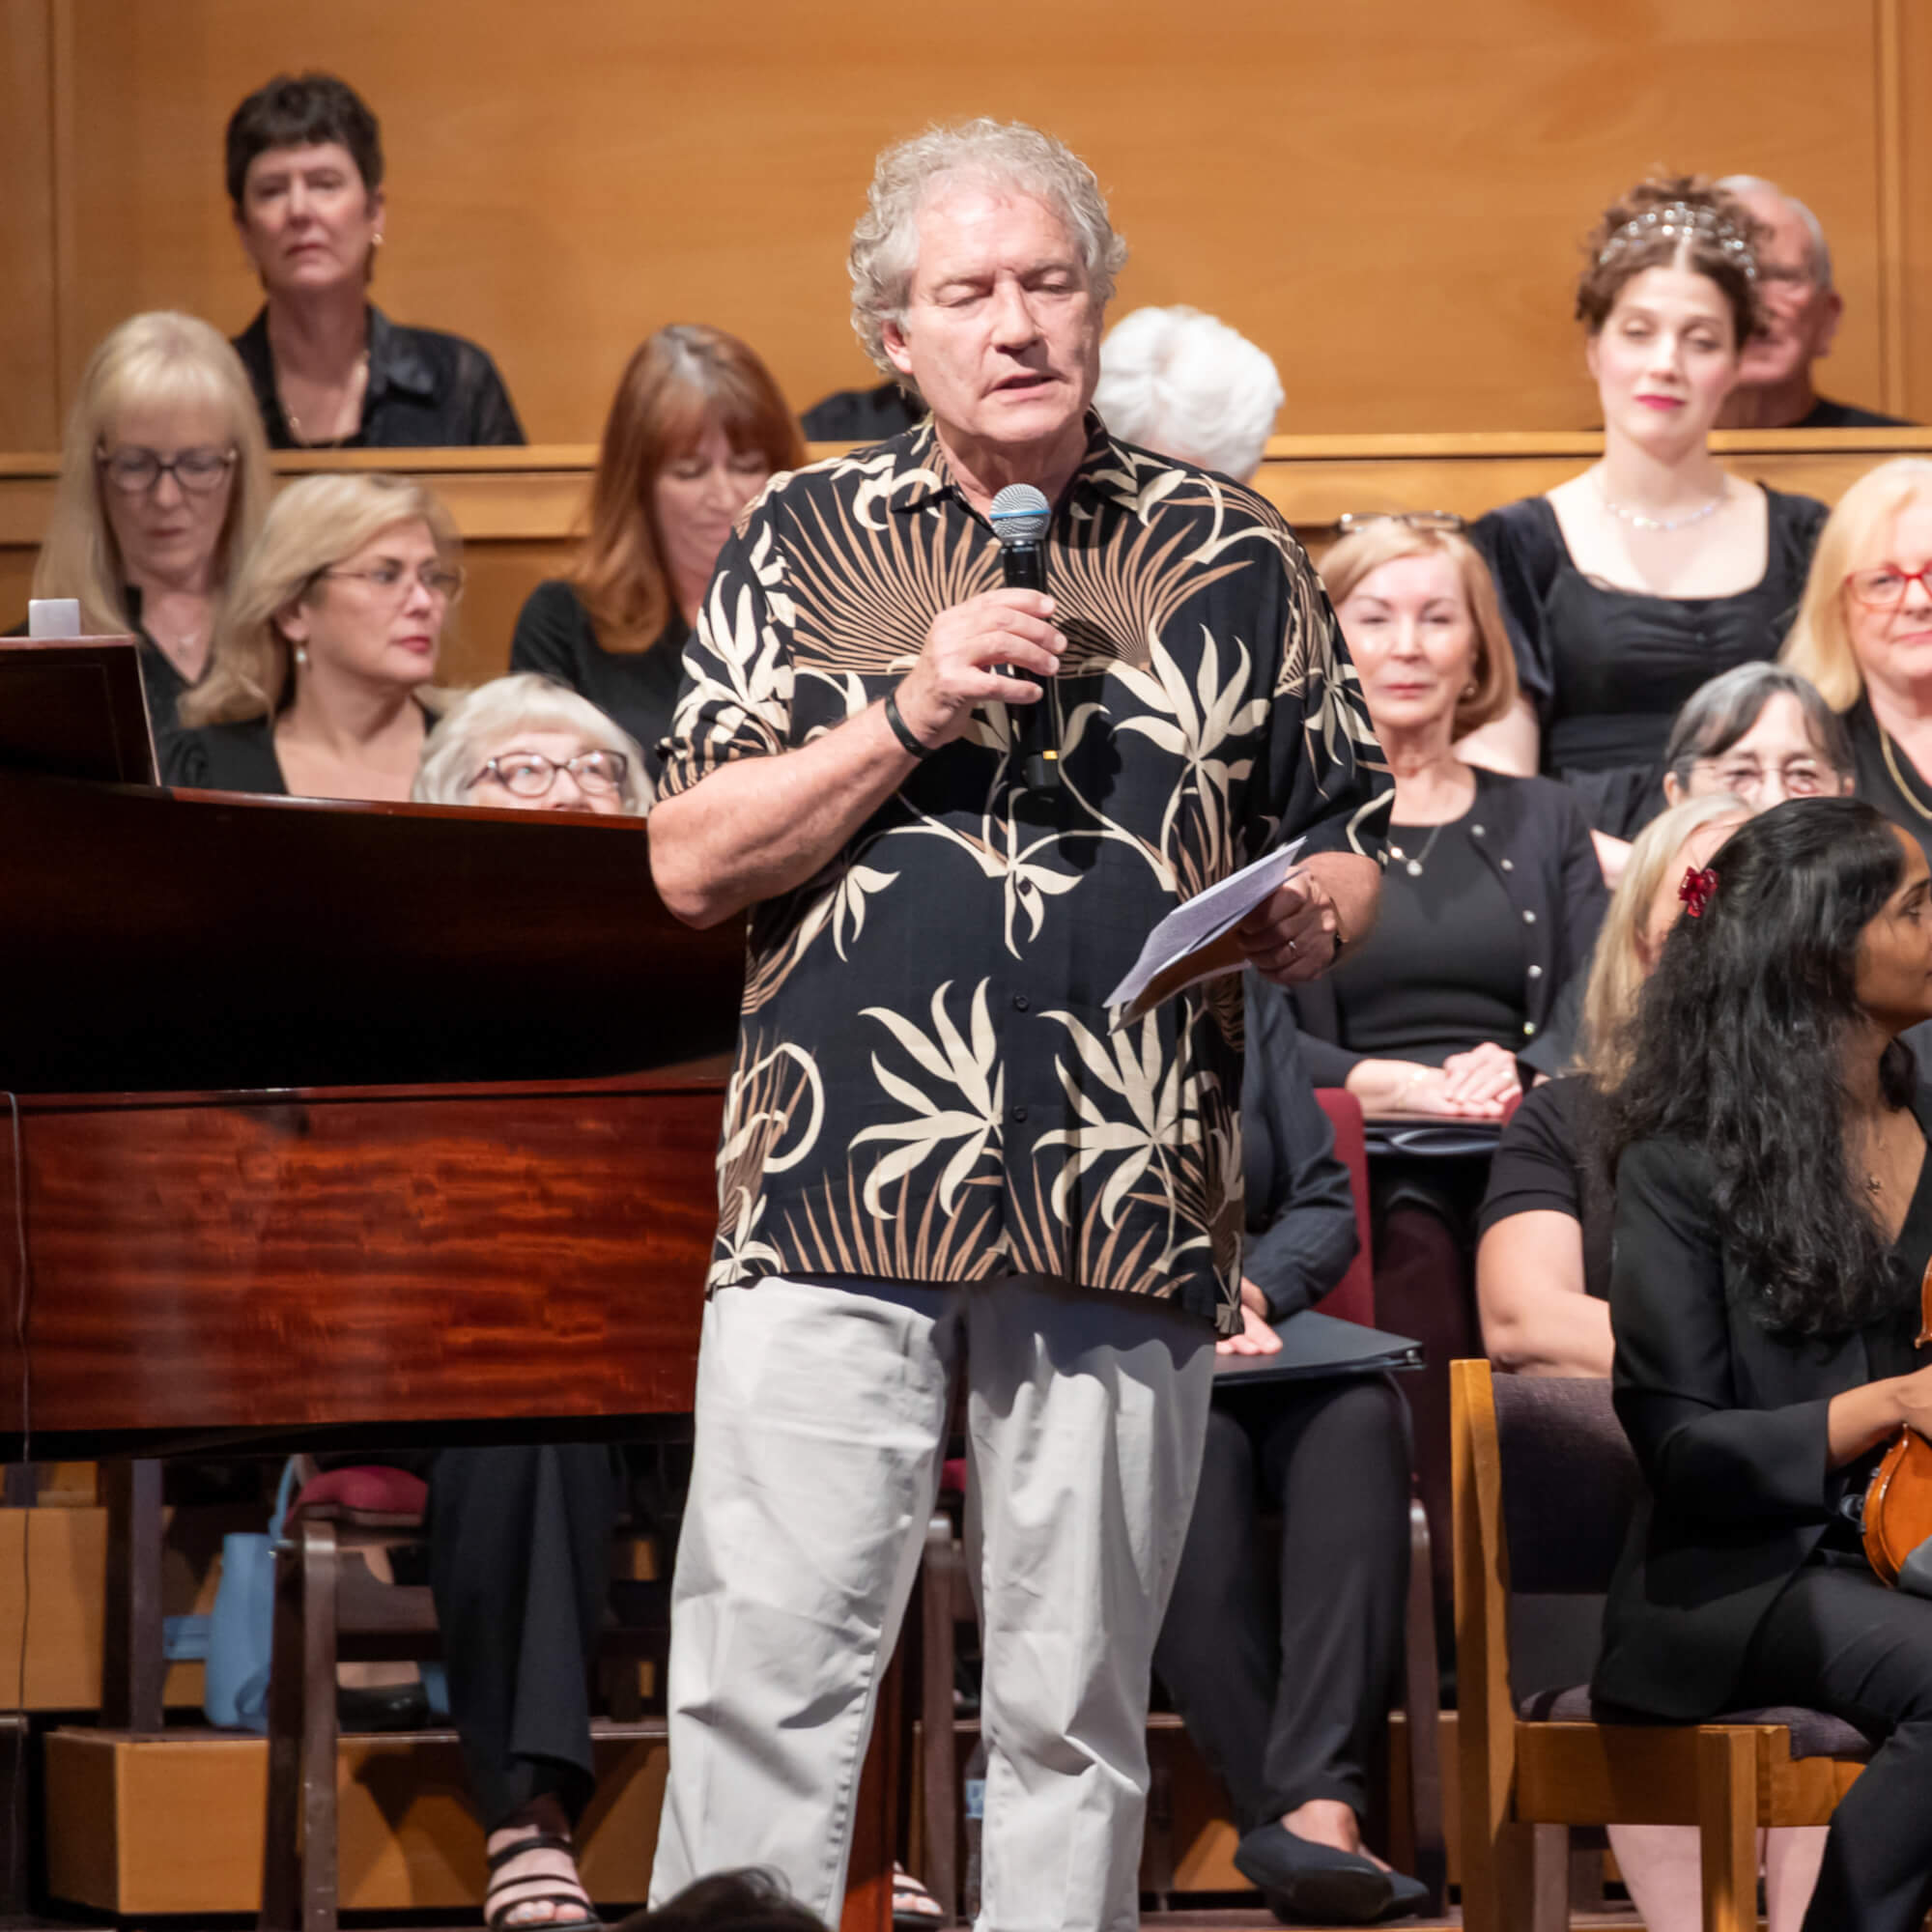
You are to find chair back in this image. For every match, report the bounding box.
[1491,1373,1642,1595]
[1313,1087,1376,1325]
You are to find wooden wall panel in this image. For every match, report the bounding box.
[21,0,1908,444]
[0,0,57,448]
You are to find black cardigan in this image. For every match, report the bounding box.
[1288,767,1606,1087]
[1594,1099,1932,1720]
[1240,974,1360,1321]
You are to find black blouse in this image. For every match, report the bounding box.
[232,306,525,450]
[162,714,288,793]
[1290,768,1606,1088]
[1844,695,1932,861]
[1476,1076,1611,1302]
[507,582,686,788]
[1471,488,1827,814]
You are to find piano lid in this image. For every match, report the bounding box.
[0,769,746,1094]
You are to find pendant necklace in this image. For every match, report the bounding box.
[1388,822,1447,878]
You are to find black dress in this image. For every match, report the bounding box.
[232,306,524,450]
[1471,488,1828,831]
[507,582,686,787]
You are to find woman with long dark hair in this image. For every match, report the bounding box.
[1597,797,1932,1931]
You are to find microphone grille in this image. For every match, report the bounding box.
[988,484,1051,547]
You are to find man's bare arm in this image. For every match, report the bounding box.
[650,587,1065,928]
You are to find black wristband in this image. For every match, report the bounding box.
[883,685,934,759]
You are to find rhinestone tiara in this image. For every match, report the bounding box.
[1595,201,1757,280]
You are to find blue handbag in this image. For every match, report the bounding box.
[202,1459,298,1733]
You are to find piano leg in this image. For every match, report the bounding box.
[99,1459,164,1733]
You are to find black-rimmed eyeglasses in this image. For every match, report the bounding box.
[96,445,238,496]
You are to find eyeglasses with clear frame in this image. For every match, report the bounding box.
[1333,511,1467,536]
[96,444,238,496]
[1844,564,1932,610]
[470,750,630,800]
[320,560,467,603]
[1689,755,1835,800]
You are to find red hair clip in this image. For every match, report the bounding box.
[1677,865,1719,919]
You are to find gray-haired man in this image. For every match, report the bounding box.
[644,119,1389,1928]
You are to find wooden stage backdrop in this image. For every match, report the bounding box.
[5,0,1932,450]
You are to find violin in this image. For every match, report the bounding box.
[1861,1258,1932,1586]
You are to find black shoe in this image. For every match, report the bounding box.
[1233,1823,1429,1925]
[335,1681,431,1733]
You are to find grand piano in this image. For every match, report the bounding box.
[0,681,898,1930]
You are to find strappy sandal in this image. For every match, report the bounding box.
[892,1861,945,1928]
[484,1830,602,1932]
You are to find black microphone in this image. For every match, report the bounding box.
[988,483,1059,789]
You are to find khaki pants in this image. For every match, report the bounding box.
[648,1271,1215,1932]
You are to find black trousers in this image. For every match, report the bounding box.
[1151,1374,1410,1832]
[1733,1560,1932,1932]
[425,1443,626,1832]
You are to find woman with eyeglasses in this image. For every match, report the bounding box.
[413,674,649,816]
[164,472,458,799]
[28,311,271,741]
[1469,176,1827,836]
[1783,459,1932,862]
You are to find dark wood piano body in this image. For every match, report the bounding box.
[0,767,896,1931]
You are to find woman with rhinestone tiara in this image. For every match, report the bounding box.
[1470,176,1828,839]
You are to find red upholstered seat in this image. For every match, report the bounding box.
[290,1463,429,1525]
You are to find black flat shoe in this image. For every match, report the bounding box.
[335,1681,430,1733]
[1233,1823,1429,1925]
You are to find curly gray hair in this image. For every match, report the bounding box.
[848,118,1128,375]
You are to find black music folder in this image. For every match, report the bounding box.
[1213,1309,1424,1383]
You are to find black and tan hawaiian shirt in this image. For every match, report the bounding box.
[659,414,1391,1332]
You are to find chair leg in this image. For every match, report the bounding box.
[258,1530,308,1932]
[298,1521,341,1932]
[1697,1727,1759,1932]
[1398,1496,1446,1912]
[1529,1824,1570,1932]
[919,1512,959,1924]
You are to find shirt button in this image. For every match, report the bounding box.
[1527,964,1543,980]
[1010,1105,1029,1123]
[1012,994,1030,1012]
[1523,1022,1538,1037]
[1522,910,1537,925]
[1471,824,1486,838]
[1500,858,1515,871]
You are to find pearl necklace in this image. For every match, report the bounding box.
[1597,476,1728,533]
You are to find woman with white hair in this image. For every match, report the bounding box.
[164,471,458,799]
[413,674,649,815]
[1781,457,1932,858]
[29,311,271,739]
[1094,304,1284,482]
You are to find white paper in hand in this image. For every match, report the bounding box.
[1104,838,1306,1028]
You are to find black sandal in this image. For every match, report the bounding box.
[484,1830,602,1932]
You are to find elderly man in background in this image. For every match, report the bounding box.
[644,118,1388,1930]
[1715,174,1911,431]
[1093,303,1285,483]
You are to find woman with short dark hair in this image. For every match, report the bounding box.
[224,71,523,448]
[1598,797,1932,1931]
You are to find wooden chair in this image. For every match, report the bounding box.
[1452,1356,1874,1932]
[257,1463,670,1932]
[913,1087,1445,1923]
